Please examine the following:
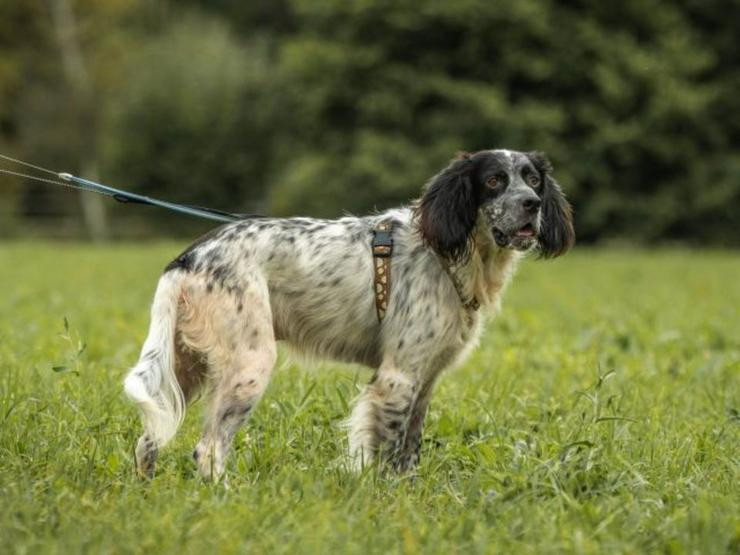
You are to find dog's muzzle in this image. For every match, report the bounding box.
[493,221,539,250]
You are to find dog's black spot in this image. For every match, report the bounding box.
[164,225,228,274]
[204,246,223,263]
[221,402,253,423]
[220,406,238,421]
[383,405,410,417]
[164,254,191,273]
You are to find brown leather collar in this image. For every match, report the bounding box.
[440,258,480,312]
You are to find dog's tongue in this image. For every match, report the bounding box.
[515,224,535,237]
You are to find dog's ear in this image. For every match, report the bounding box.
[417,153,478,262]
[528,152,575,258]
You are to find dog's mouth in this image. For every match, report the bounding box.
[515,223,536,238]
[493,223,538,249]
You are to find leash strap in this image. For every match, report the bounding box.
[371,221,394,321]
[59,174,251,223]
[1,152,266,224]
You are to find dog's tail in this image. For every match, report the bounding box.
[124,271,185,448]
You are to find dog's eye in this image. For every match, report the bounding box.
[527,174,541,188]
[486,174,505,189]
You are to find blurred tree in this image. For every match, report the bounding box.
[186,0,737,245]
[0,1,48,235]
[2,0,738,245]
[0,0,151,237]
[100,13,276,232]
[49,0,108,240]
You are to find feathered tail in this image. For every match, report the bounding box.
[123,272,186,447]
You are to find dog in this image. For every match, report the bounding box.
[124,149,574,479]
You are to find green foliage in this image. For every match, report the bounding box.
[101,13,275,228]
[255,0,739,243]
[0,1,51,234]
[0,243,738,553]
[0,1,739,243]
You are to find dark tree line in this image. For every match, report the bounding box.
[1,0,738,244]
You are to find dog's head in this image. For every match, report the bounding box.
[417,149,574,262]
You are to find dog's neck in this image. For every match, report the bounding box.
[443,225,522,314]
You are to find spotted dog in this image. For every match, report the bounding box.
[124,149,574,479]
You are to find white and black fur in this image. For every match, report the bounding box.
[124,149,574,479]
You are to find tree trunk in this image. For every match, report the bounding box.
[48,0,108,241]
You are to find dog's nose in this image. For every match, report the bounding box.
[522,197,542,213]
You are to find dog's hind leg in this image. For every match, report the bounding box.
[180,279,277,481]
[174,335,208,405]
[193,340,276,480]
[347,364,419,471]
[124,271,187,479]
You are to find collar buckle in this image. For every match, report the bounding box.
[372,223,394,257]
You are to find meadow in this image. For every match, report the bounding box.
[0,242,738,554]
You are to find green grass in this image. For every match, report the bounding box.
[1,242,738,554]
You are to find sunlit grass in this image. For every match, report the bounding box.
[1,242,738,553]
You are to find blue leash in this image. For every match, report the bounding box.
[0,153,256,224]
[58,173,245,223]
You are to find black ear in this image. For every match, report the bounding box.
[528,152,575,258]
[417,153,478,262]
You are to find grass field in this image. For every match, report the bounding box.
[0,242,738,554]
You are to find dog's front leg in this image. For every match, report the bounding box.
[392,376,437,472]
[347,366,418,471]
